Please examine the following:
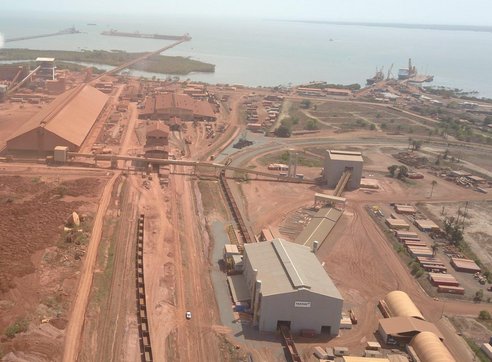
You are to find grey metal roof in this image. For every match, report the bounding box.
[244,239,343,299]
[294,207,343,248]
[327,150,363,162]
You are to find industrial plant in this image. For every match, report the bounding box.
[1,17,491,362]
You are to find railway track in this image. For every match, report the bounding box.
[136,214,153,362]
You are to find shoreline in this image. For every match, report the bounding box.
[0,48,215,76]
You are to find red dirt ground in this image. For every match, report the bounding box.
[0,175,103,360]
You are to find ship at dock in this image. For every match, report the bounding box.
[101,29,192,41]
[366,66,385,85]
[398,58,433,83]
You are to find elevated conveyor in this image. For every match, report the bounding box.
[334,169,352,196]
[280,326,302,362]
[68,152,314,183]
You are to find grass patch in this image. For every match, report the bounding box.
[197,180,228,217]
[0,48,215,75]
[463,336,490,362]
[90,215,117,305]
[5,318,29,338]
[477,317,492,332]
[258,150,323,168]
[284,101,329,131]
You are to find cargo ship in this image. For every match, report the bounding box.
[101,29,191,41]
[398,58,433,83]
[366,66,385,85]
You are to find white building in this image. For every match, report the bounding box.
[242,239,343,335]
[323,150,363,190]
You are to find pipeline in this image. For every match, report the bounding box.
[136,214,153,362]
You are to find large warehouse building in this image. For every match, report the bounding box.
[6,85,108,153]
[409,331,455,362]
[384,290,425,320]
[139,92,216,122]
[241,238,343,335]
[323,150,363,190]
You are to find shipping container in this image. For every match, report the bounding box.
[314,346,328,359]
[437,285,465,295]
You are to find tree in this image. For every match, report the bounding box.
[474,289,484,303]
[388,165,399,177]
[370,124,376,131]
[397,165,408,180]
[300,99,311,109]
[305,119,319,130]
[479,310,491,320]
[274,125,291,138]
[431,243,438,257]
[412,140,423,151]
[443,149,449,159]
[443,217,464,244]
[429,180,438,198]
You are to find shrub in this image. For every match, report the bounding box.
[479,310,491,320]
[305,119,319,130]
[5,318,29,338]
[274,125,291,138]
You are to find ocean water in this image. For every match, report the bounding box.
[1,12,492,97]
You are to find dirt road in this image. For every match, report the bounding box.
[62,172,119,362]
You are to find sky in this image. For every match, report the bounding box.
[1,0,492,25]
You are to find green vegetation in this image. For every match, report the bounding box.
[305,119,319,130]
[5,318,29,338]
[259,150,323,168]
[303,83,361,91]
[443,217,464,244]
[409,104,492,145]
[463,336,490,362]
[387,164,408,180]
[394,244,405,254]
[300,99,311,109]
[475,289,484,302]
[409,261,425,278]
[423,86,478,98]
[479,310,491,320]
[274,124,292,138]
[424,86,492,106]
[0,48,215,75]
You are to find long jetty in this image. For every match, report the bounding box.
[102,30,191,41]
[5,27,81,43]
[91,38,190,81]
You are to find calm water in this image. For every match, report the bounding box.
[1,12,492,97]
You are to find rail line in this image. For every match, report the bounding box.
[136,214,153,362]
